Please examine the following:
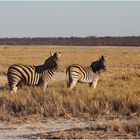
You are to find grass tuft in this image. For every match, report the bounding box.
[0,71,139,120]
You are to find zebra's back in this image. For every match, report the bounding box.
[66,64,93,83]
[7,64,41,86]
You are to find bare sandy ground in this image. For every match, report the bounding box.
[0,118,95,139]
[27,119,140,139]
[0,118,139,139]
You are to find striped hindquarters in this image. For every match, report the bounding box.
[66,64,93,83]
[7,64,41,87]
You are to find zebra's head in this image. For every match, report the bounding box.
[44,52,61,69]
[90,55,107,73]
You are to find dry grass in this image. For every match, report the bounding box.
[0,45,140,121]
[0,45,139,74]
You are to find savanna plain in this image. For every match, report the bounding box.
[0,45,140,139]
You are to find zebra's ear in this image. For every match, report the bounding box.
[57,52,61,58]
[100,55,108,61]
[99,55,104,60]
[50,52,53,56]
[104,56,108,60]
[99,55,105,61]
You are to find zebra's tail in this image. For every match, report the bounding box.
[7,69,13,91]
[66,66,72,88]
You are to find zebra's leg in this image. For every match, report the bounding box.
[8,78,19,94]
[11,86,18,94]
[69,80,78,89]
[90,78,99,89]
[89,82,93,87]
[10,82,18,94]
[41,81,48,93]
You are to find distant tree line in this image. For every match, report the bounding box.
[0,36,140,46]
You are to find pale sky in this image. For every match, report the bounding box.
[0,1,140,37]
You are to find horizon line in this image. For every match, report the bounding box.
[0,35,140,38]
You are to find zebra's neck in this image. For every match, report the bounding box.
[35,65,44,73]
[43,67,58,77]
[90,67,103,75]
[35,64,58,72]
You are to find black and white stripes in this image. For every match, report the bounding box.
[66,56,107,89]
[7,52,61,93]
[7,52,107,93]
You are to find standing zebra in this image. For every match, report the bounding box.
[7,52,61,93]
[66,55,107,89]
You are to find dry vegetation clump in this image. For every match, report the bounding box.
[0,71,139,120]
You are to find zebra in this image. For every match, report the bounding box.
[66,55,107,89]
[7,52,61,93]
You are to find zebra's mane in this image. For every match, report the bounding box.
[35,62,58,74]
[43,53,59,70]
[44,55,54,65]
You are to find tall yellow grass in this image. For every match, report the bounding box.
[0,45,139,120]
